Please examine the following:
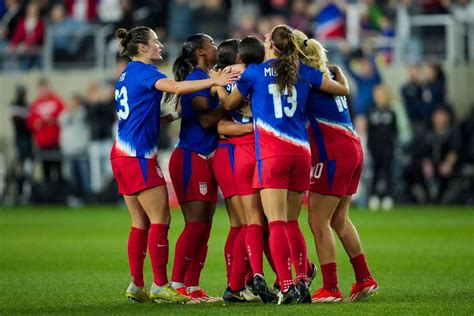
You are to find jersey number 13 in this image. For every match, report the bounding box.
[268,84,297,118]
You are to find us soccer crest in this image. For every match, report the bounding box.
[199,182,208,195]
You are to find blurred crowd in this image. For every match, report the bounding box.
[1,0,473,207]
[4,57,474,208]
[1,0,474,70]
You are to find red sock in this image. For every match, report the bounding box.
[246,224,264,276]
[148,223,169,286]
[245,269,253,283]
[263,234,277,274]
[268,220,293,292]
[185,224,212,287]
[171,222,208,283]
[128,227,147,287]
[286,220,308,282]
[307,258,313,275]
[263,232,279,287]
[321,262,338,290]
[224,226,241,283]
[350,253,372,283]
[229,225,250,291]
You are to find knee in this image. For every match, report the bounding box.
[330,217,349,236]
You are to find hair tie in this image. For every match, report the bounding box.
[303,39,308,47]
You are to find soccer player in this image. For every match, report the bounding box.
[295,30,379,302]
[168,33,228,303]
[218,26,351,304]
[211,39,248,288]
[214,36,279,303]
[110,27,238,303]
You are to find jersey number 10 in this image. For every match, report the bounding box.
[334,95,348,113]
[268,84,297,118]
[115,86,130,120]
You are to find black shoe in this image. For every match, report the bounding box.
[277,284,300,305]
[296,280,311,304]
[271,283,281,295]
[253,275,278,304]
[307,262,318,287]
[223,287,248,303]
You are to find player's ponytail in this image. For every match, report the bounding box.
[216,39,240,70]
[172,34,208,81]
[294,30,330,78]
[270,25,303,95]
[116,26,152,57]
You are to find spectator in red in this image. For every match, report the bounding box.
[8,1,44,70]
[27,78,65,183]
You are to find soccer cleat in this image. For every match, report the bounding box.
[149,283,191,303]
[126,282,150,303]
[277,284,300,305]
[271,283,281,296]
[242,286,261,302]
[188,288,223,303]
[311,288,343,303]
[348,277,379,301]
[253,275,278,304]
[174,287,200,304]
[295,279,311,304]
[222,287,249,303]
[307,262,318,287]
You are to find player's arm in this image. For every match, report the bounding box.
[320,65,350,96]
[154,69,239,95]
[192,96,226,130]
[214,86,244,111]
[217,116,253,136]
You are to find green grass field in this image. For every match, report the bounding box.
[1,205,473,315]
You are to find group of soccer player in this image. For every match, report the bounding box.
[110,23,378,306]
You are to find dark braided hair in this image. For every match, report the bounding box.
[171,34,209,81]
[116,26,152,57]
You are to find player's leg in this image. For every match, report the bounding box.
[136,185,190,303]
[287,190,311,303]
[308,192,343,302]
[223,197,242,284]
[123,194,150,303]
[260,188,299,304]
[331,195,378,301]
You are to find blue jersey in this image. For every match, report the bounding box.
[111,61,167,159]
[225,82,253,124]
[177,68,219,155]
[236,59,323,160]
[306,70,360,161]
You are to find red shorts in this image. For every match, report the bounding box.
[212,140,238,199]
[111,156,166,195]
[234,142,259,196]
[253,156,311,192]
[309,148,364,196]
[169,147,218,204]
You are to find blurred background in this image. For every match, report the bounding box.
[0,0,473,209]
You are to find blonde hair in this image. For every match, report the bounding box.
[294,30,330,78]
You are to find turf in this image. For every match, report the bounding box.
[0,205,473,315]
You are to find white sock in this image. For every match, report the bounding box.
[187,286,200,292]
[171,282,185,289]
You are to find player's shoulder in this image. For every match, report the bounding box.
[187,68,208,80]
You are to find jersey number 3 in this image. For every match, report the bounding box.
[115,86,130,120]
[268,84,297,118]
